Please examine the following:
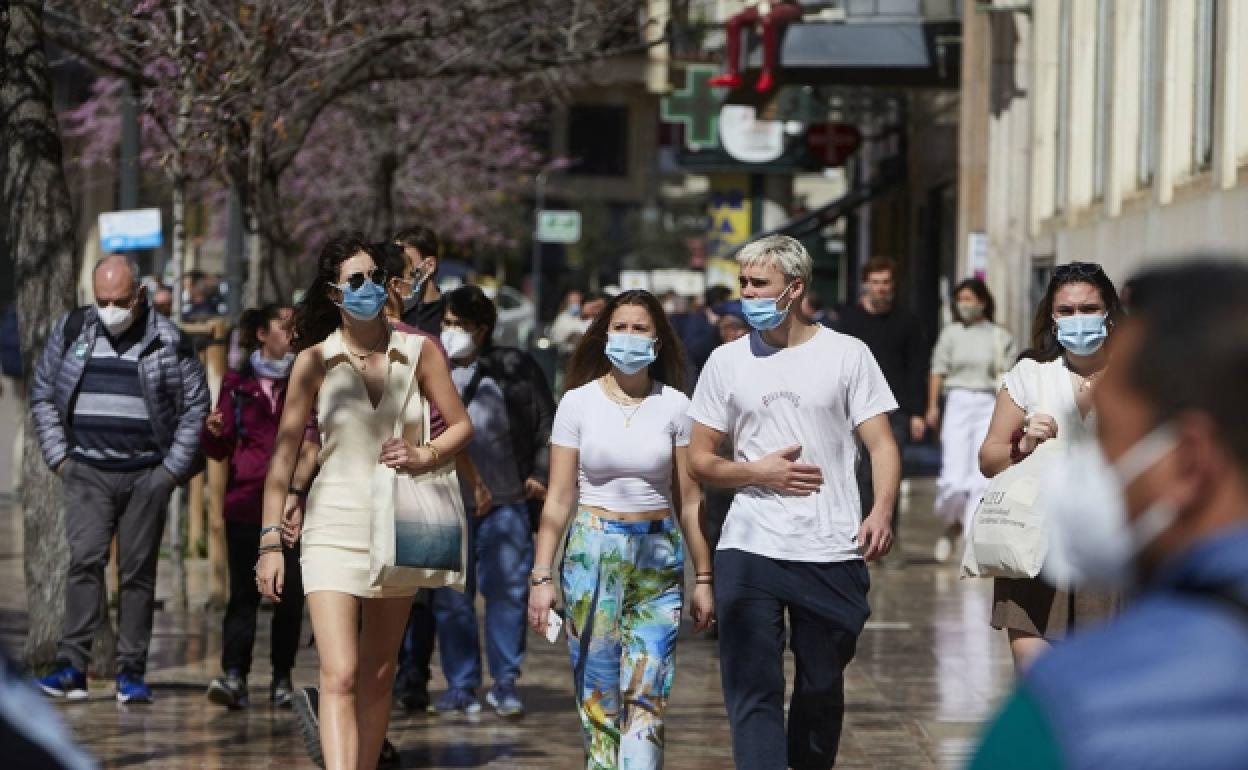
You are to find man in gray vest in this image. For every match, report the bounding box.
[32,254,209,704]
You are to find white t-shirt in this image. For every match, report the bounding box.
[689,327,898,562]
[550,380,693,512]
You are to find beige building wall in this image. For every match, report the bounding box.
[962,0,1248,340]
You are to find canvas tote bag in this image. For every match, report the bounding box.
[960,442,1061,580]
[369,333,467,592]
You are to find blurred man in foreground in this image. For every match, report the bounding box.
[970,259,1248,769]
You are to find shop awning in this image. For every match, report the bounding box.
[745,21,960,89]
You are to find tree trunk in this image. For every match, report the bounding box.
[1,0,79,667]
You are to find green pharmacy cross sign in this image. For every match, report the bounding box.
[661,65,724,150]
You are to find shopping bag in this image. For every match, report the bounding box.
[960,445,1059,580]
[369,333,467,592]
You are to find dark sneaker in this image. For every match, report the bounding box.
[116,672,153,704]
[378,739,401,769]
[486,680,524,718]
[207,670,249,709]
[270,674,294,708]
[293,686,324,769]
[434,687,482,715]
[36,662,88,700]
[395,679,431,714]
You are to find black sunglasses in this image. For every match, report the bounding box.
[1053,262,1104,279]
[336,268,387,291]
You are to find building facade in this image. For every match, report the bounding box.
[960,0,1248,337]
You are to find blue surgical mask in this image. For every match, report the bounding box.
[334,280,387,321]
[1055,314,1108,356]
[605,333,657,375]
[741,282,796,331]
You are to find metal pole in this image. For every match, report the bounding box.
[532,172,546,339]
[225,185,244,318]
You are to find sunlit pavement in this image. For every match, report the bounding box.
[1,479,1012,769]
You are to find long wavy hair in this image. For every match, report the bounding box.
[292,231,378,352]
[565,290,687,392]
[1028,262,1125,362]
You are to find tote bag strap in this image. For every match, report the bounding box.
[390,332,426,441]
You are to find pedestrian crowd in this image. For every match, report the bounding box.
[15,228,1248,770]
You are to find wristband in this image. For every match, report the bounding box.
[530,575,553,587]
[531,566,552,575]
[288,485,307,498]
[260,525,282,538]
[258,544,283,555]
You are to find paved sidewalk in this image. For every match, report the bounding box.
[1,477,1012,769]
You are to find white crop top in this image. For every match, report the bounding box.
[550,380,693,512]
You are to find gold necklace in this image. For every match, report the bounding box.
[342,328,389,371]
[601,375,647,428]
[1070,367,1100,392]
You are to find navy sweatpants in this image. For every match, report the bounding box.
[715,548,871,770]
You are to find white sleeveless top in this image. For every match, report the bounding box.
[303,328,427,549]
[1001,357,1096,450]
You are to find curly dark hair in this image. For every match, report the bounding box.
[1028,262,1125,362]
[292,231,378,352]
[565,290,687,393]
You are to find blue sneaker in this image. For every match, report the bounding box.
[486,680,524,718]
[434,687,481,715]
[37,663,88,700]
[116,672,153,703]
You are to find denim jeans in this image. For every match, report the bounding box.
[431,502,533,688]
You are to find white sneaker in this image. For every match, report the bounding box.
[933,534,955,563]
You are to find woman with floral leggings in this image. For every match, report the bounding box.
[529,290,715,769]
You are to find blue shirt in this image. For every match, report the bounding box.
[972,525,1248,769]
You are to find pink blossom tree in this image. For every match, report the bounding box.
[47,0,653,302]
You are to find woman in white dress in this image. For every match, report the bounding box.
[926,279,1015,562]
[255,233,472,769]
[978,262,1125,672]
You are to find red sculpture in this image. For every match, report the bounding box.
[709,1,803,94]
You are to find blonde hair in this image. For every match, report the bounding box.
[737,235,812,286]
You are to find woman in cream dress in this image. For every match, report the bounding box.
[255,232,472,770]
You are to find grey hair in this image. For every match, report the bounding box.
[737,235,813,286]
[94,254,142,290]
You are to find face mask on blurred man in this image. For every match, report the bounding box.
[1041,424,1180,590]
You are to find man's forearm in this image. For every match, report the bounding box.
[868,443,901,521]
[691,451,758,490]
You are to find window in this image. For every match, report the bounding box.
[1193,0,1216,169]
[568,105,629,177]
[1093,0,1112,199]
[1138,0,1160,185]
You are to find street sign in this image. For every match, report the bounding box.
[99,208,162,251]
[537,210,581,244]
